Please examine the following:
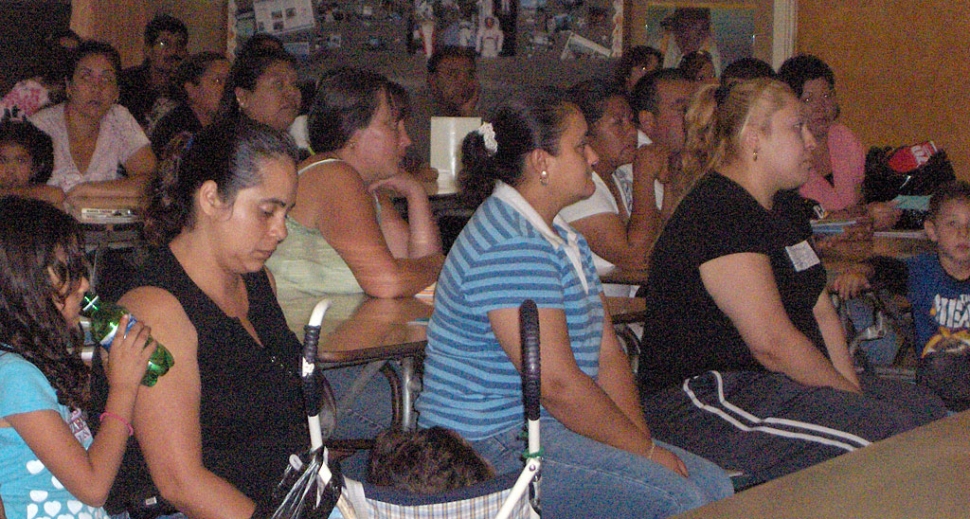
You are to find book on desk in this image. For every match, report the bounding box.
[68,197,144,225]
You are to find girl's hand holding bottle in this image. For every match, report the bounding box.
[104,315,158,392]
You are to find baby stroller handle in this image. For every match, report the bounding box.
[302,299,337,449]
[520,300,541,421]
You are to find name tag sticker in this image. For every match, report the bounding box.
[786,240,820,272]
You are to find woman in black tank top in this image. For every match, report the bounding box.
[97,118,305,518]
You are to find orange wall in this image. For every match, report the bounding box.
[72,0,227,68]
[797,2,970,180]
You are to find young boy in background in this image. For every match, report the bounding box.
[834,181,970,410]
[0,120,63,206]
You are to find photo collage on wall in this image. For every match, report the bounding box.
[641,5,755,75]
[236,0,622,60]
[417,0,623,59]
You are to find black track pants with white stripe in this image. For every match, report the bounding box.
[641,370,946,486]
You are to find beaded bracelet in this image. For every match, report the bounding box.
[100,411,134,437]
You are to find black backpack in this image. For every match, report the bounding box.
[863,145,955,229]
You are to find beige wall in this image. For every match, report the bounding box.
[72,0,227,68]
[797,2,970,180]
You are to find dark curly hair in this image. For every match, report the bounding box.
[0,120,54,184]
[458,90,573,208]
[0,196,90,409]
[368,426,494,494]
[777,54,835,98]
[69,40,122,81]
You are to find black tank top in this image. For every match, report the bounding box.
[93,246,307,512]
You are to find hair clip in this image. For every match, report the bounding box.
[478,122,497,156]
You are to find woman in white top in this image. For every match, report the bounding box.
[559,81,667,283]
[30,41,156,201]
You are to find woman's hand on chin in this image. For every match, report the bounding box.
[369,171,427,199]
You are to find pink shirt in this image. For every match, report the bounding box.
[0,79,50,121]
[798,123,865,212]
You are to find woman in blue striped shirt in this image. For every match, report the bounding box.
[416,92,732,518]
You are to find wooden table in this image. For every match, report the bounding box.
[820,231,935,285]
[820,231,934,265]
[600,232,933,286]
[282,293,646,429]
[674,410,970,519]
[600,267,650,287]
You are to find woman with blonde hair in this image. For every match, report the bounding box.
[638,78,945,486]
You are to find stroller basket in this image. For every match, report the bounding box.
[289,299,543,519]
[340,472,528,518]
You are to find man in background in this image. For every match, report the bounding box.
[629,68,693,214]
[119,14,189,129]
[407,46,481,181]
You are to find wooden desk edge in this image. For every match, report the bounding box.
[673,410,970,518]
[317,339,427,366]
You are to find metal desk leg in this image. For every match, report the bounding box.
[88,229,110,292]
[400,357,422,431]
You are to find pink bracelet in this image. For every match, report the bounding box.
[100,411,134,437]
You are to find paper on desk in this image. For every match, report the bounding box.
[810,218,858,235]
[892,195,931,211]
[415,283,436,302]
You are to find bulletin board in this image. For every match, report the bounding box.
[231,0,625,61]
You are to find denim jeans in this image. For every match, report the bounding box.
[470,418,733,518]
[846,296,901,366]
[324,362,396,479]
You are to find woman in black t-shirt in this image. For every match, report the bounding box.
[638,79,945,487]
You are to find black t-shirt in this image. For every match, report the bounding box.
[119,63,156,127]
[638,172,828,395]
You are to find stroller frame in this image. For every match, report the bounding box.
[289,299,543,519]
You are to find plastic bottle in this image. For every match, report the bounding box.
[81,293,174,386]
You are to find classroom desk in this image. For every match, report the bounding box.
[600,232,933,286]
[673,410,970,519]
[67,196,144,248]
[820,231,934,264]
[820,231,935,284]
[600,267,651,287]
[282,293,646,430]
[67,196,146,291]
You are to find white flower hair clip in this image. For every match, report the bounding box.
[478,122,498,156]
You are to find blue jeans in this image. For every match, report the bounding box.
[324,362,396,479]
[470,418,733,518]
[846,297,901,366]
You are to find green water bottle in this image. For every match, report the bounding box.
[81,293,174,387]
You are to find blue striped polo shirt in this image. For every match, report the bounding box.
[416,192,604,440]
